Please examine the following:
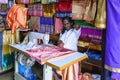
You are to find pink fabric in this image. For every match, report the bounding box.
[21,0,29,4]
[27,46,74,64]
[55,18,63,34]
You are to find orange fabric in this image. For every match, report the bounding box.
[57,63,79,80]
[6,4,28,34]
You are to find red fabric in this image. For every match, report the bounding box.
[56,1,72,12]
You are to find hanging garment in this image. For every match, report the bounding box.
[0,0,8,4]
[6,4,28,34]
[94,0,106,29]
[105,0,120,79]
[83,0,97,23]
[2,30,20,71]
[72,0,97,23]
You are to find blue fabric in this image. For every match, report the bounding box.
[18,63,37,80]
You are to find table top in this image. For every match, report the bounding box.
[9,44,88,70]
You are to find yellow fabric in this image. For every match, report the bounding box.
[94,0,106,29]
[2,30,20,55]
[105,65,120,73]
[43,4,55,18]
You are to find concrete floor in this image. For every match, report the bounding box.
[0,71,14,80]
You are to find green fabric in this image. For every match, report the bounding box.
[74,20,93,27]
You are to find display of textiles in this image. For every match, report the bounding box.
[0,0,8,4]
[79,27,103,44]
[2,30,20,71]
[43,3,55,18]
[38,16,54,34]
[28,3,43,16]
[56,12,72,18]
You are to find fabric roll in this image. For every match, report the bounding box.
[105,0,120,79]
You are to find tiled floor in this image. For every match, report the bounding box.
[0,70,14,80]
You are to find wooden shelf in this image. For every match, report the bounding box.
[82,58,102,68]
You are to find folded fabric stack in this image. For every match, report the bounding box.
[86,51,101,60]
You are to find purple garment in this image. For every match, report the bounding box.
[105,0,120,78]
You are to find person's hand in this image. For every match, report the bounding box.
[58,41,64,48]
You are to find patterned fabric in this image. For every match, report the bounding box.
[28,3,43,16]
[38,16,54,34]
[79,27,103,44]
[56,12,72,18]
